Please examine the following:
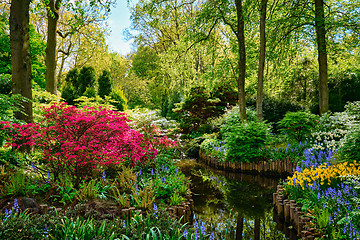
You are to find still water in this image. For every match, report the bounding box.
[178,159,299,240]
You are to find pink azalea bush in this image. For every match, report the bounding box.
[1,103,177,188]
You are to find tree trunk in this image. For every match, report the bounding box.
[314,0,329,115]
[45,0,60,95]
[235,0,247,122]
[235,215,244,240]
[10,0,33,124]
[254,218,260,240]
[256,0,268,121]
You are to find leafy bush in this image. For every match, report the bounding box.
[310,111,353,152]
[329,71,360,112]
[0,94,25,147]
[199,135,226,159]
[126,108,177,131]
[221,121,271,162]
[32,87,62,123]
[247,95,303,131]
[74,95,117,111]
[98,70,112,98]
[78,66,96,96]
[174,85,237,135]
[0,74,11,94]
[61,82,77,105]
[344,101,360,121]
[278,111,319,142]
[110,87,128,111]
[341,126,360,161]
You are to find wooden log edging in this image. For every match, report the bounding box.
[274,185,316,239]
[199,150,296,176]
[166,194,194,223]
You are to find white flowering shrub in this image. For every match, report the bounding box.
[126,108,178,130]
[310,111,353,151]
[310,101,360,152]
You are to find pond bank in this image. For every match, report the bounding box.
[178,158,299,239]
[199,150,296,177]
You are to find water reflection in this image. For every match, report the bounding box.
[178,159,298,240]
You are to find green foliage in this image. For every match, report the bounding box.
[98,70,112,98]
[329,71,360,112]
[61,69,79,104]
[110,87,128,111]
[4,170,29,196]
[0,15,11,77]
[247,95,303,131]
[32,87,62,123]
[0,94,26,146]
[345,101,360,121]
[78,66,96,96]
[61,67,98,105]
[83,86,96,98]
[175,86,236,135]
[54,184,77,205]
[29,25,46,89]
[0,208,189,240]
[341,126,360,161]
[0,149,23,167]
[132,184,155,209]
[0,74,11,94]
[60,82,76,105]
[278,111,319,142]
[221,121,271,162]
[132,45,160,79]
[169,192,184,206]
[73,95,117,110]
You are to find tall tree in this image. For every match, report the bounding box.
[235,0,247,121]
[256,0,268,121]
[45,0,112,95]
[45,0,60,94]
[9,0,33,123]
[314,0,328,115]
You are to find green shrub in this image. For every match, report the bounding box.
[98,70,112,98]
[174,85,237,135]
[0,74,11,94]
[278,111,319,142]
[78,66,96,96]
[247,95,303,131]
[110,87,128,111]
[345,101,360,121]
[341,126,360,161]
[61,82,77,105]
[221,121,271,162]
[83,86,96,98]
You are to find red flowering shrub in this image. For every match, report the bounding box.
[1,103,177,188]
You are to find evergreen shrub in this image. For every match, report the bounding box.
[278,111,319,142]
[110,87,128,111]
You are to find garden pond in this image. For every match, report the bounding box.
[178,159,299,240]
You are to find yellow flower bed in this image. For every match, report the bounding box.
[287,161,360,190]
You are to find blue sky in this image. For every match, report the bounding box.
[107,0,138,55]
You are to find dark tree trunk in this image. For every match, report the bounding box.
[235,0,247,121]
[235,215,244,240]
[256,0,268,121]
[45,0,60,95]
[314,0,329,115]
[254,218,260,240]
[10,0,33,124]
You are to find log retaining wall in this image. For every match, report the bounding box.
[199,150,296,176]
[273,185,317,239]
